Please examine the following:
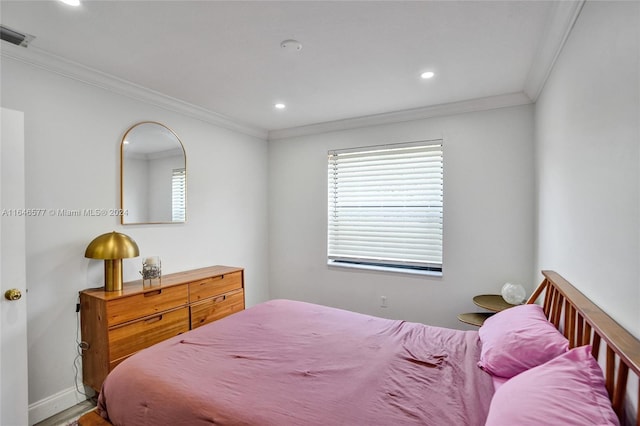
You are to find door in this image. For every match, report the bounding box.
[1,107,28,425]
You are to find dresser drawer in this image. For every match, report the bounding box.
[189,271,242,303]
[190,289,244,329]
[106,285,189,327]
[108,307,189,361]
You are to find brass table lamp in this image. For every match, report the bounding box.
[85,231,140,291]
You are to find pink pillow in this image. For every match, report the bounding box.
[478,304,568,378]
[485,345,619,426]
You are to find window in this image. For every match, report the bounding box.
[327,140,443,274]
[171,168,186,222]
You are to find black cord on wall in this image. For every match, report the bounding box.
[74,299,94,401]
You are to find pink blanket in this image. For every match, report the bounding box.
[98,300,493,425]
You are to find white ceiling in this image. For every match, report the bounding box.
[1,1,576,137]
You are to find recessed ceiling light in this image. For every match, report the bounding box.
[274,103,286,110]
[59,0,81,6]
[420,71,435,79]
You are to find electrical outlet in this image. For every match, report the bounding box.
[380,296,388,308]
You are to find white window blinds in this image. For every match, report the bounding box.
[171,168,186,222]
[328,141,443,272]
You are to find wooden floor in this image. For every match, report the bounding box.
[34,400,96,426]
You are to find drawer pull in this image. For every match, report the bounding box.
[200,275,224,286]
[144,290,162,297]
[213,295,227,303]
[145,315,163,324]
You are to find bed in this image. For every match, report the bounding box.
[79,271,640,426]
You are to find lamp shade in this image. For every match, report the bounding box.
[85,232,139,292]
[501,282,527,305]
[85,231,139,260]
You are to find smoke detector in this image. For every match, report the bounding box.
[1,25,35,47]
[280,39,302,52]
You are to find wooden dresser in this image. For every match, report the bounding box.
[79,265,244,391]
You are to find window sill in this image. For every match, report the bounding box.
[327,260,443,277]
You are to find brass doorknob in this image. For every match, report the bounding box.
[4,289,22,301]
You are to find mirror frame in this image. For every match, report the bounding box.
[120,121,187,225]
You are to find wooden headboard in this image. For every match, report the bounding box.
[528,271,640,425]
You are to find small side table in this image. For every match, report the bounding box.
[457,294,516,326]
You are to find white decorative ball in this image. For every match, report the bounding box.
[501,282,526,305]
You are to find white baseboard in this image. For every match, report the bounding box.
[28,386,95,425]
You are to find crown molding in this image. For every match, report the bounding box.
[524,0,585,102]
[268,92,533,141]
[0,43,268,139]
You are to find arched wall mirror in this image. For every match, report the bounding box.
[121,121,186,224]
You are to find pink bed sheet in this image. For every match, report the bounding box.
[98,299,494,425]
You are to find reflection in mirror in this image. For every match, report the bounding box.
[121,122,186,224]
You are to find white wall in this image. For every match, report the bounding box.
[269,104,535,328]
[0,57,270,423]
[535,1,640,338]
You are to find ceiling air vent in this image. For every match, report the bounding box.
[1,25,35,47]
